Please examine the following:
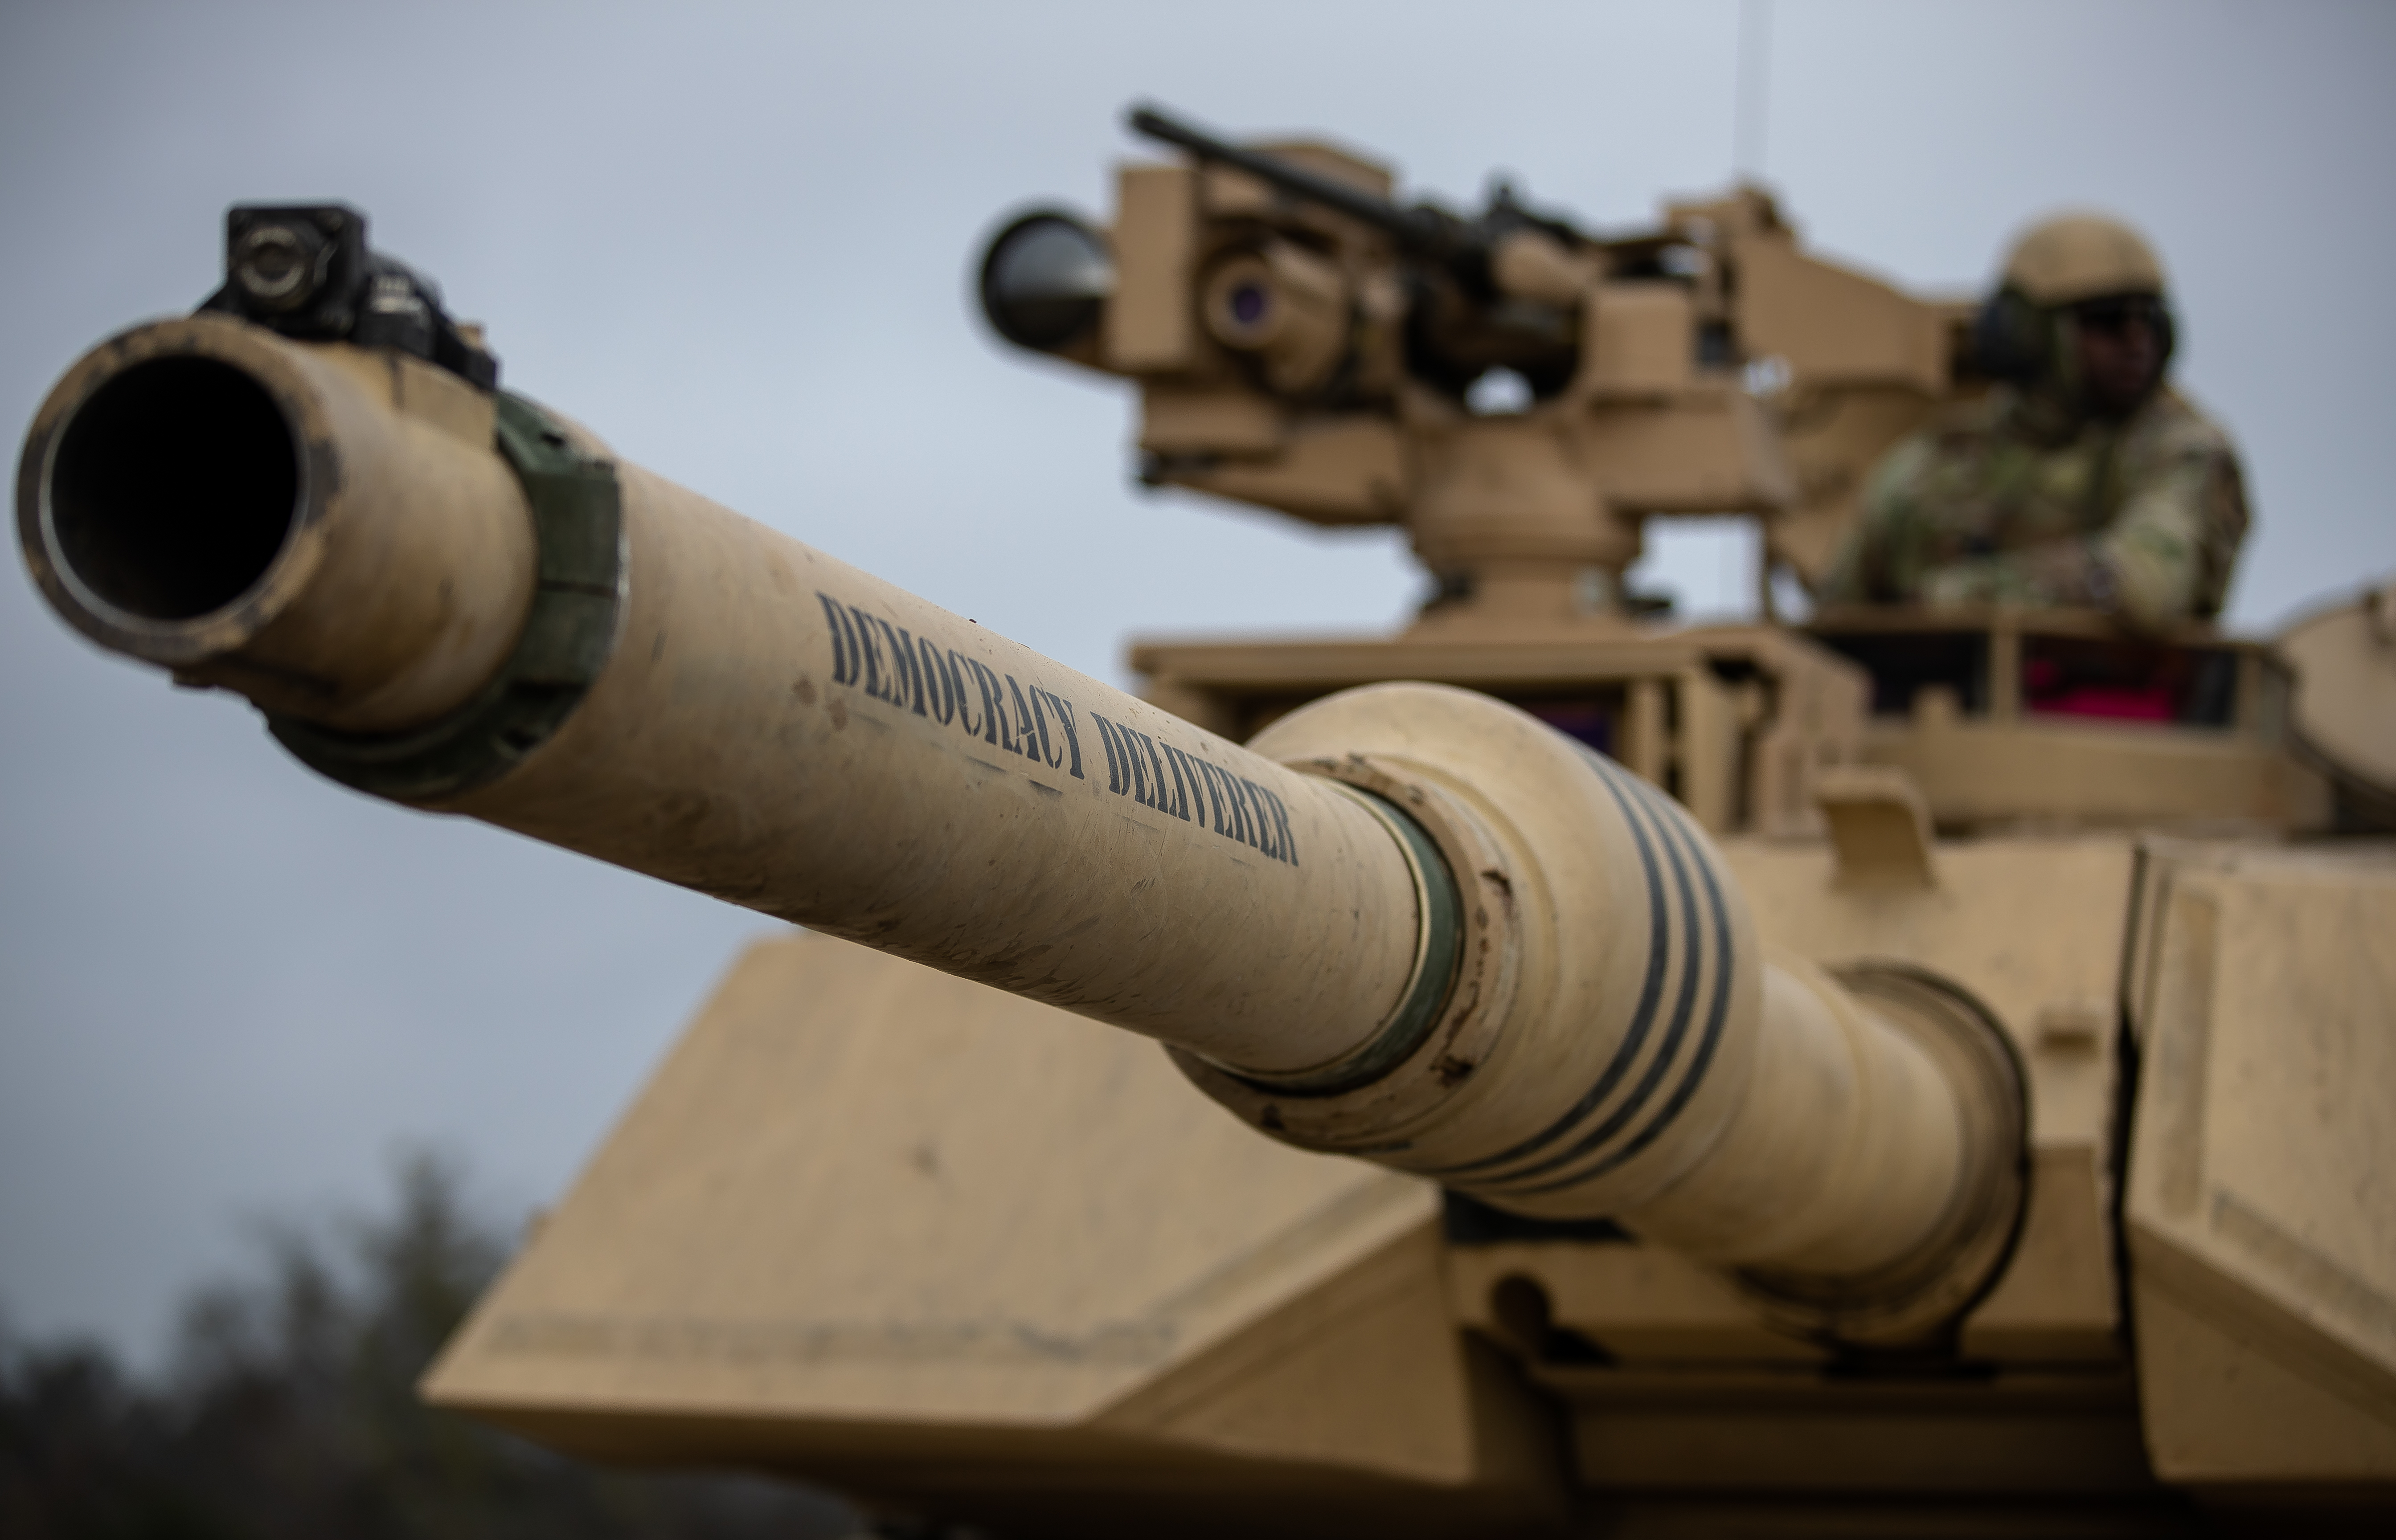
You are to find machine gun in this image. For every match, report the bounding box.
[16,127,2396,1534]
[1119,104,1595,396]
[977,104,1976,622]
[1124,105,1534,283]
[986,102,1606,397]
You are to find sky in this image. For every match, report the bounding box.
[3,0,2391,1368]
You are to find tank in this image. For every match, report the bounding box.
[14,111,2395,1538]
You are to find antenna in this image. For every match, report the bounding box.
[1734,0,1773,182]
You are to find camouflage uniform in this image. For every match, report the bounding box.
[1818,382,2249,631]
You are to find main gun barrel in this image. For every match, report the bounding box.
[18,313,1430,1078]
[18,314,2022,1344]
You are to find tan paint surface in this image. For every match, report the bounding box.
[426,933,1566,1533]
[2277,581,2396,801]
[429,933,1438,1426]
[1867,713,2330,833]
[2125,841,2396,1480]
[1104,162,1198,373]
[1721,832,2135,1151]
[433,454,1423,1075]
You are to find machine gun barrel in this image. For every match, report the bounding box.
[1127,103,1489,278]
[18,303,2023,1343]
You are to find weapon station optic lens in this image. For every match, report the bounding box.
[978,212,1113,353]
[230,221,331,313]
[1201,253,1287,349]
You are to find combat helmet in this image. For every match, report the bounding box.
[2001,212,2168,306]
[1974,211,2175,394]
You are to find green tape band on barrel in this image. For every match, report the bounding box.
[1228,783,1463,1099]
[268,392,624,802]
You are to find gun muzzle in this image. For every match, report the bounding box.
[18,317,537,731]
[17,317,2021,1343]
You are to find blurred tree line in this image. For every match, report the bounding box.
[0,1157,858,1539]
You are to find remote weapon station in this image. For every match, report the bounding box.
[17,107,2396,1536]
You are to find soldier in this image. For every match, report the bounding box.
[1819,214,2249,631]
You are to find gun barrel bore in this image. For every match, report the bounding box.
[47,357,295,621]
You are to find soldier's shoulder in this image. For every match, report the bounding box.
[1925,390,2009,444]
[2132,387,2240,463]
[1872,394,2003,479]
[1864,424,1944,502]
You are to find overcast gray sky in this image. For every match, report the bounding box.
[4,0,2391,1367]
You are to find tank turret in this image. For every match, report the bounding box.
[20,284,2021,1344]
[15,133,2396,1535]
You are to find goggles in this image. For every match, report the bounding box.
[2071,295,2167,337]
